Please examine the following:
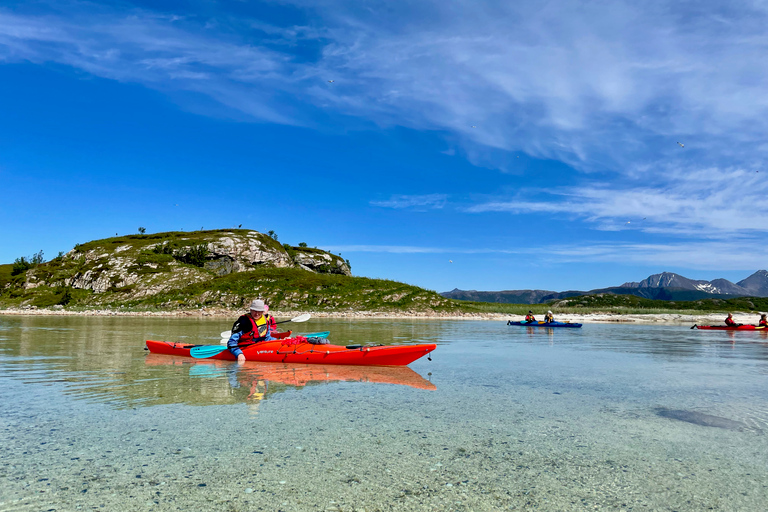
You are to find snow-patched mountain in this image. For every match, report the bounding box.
[737,270,768,296]
[619,272,751,295]
[441,270,768,304]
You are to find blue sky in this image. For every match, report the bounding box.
[1,0,767,293]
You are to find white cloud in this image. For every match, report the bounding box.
[2,0,768,242]
[370,194,448,210]
[544,241,768,271]
[2,1,768,172]
[466,165,768,236]
[328,239,768,271]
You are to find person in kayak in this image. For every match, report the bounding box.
[263,303,278,333]
[544,310,554,323]
[759,314,768,327]
[724,313,741,327]
[227,299,277,364]
[525,311,536,323]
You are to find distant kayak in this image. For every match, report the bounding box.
[507,320,582,328]
[692,325,766,331]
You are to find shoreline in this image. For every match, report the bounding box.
[0,307,758,326]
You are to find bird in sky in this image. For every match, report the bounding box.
[328,80,334,83]
[449,260,453,263]
[677,142,684,148]
[238,224,242,228]
[471,125,477,128]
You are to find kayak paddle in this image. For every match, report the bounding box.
[300,331,331,338]
[219,313,312,339]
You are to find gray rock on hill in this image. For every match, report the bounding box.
[21,229,351,300]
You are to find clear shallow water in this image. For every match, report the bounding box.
[1,316,768,511]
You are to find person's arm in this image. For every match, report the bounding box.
[227,332,243,356]
[228,317,248,363]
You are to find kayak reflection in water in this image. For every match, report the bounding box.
[544,310,554,323]
[226,367,268,416]
[525,310,536,323]
[226,299,277,364]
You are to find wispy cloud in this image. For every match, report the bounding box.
[3,0,768,172]
[370,194,448,210]
[466,165,768,236]
[328,239,768,271]
[2,0,768,248]
[0,7,296,123]
[545,240,768,271]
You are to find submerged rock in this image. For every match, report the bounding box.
[656,408,749,431]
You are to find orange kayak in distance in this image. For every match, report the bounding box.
[145,339,436,366]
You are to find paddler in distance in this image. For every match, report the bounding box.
[759,314,768,327]
[227,299,277,364]
[724,313,740,327]
[544,310,554,323]
[524,310,536,323]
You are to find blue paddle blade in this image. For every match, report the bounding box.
[190,345,229,359]
[300,331,330,338]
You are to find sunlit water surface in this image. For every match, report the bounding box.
[1,316,768,511]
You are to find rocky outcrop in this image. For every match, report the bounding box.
[201,232,293,272]
[291,248,350,275]
[21,229,351,300]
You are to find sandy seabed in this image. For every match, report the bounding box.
[0,306,760,326]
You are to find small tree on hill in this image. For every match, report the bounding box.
[298,242,308,248]
[11,257,31,276]
[11,250,44,275]
[138,227,146,234]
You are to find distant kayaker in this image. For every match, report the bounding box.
[759,314,768,327]
[724,313,739,327]
[525,311,536,323]
[227,299,277,364]
[544,310,554,323]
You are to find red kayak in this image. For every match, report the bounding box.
[146,339,436,366]
[692,325,766,330]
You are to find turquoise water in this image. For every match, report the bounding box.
[1,316,768,511]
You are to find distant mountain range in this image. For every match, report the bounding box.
[441,270,768,304]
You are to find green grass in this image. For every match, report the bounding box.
[0,263,13,289]
[107,267,455,311]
